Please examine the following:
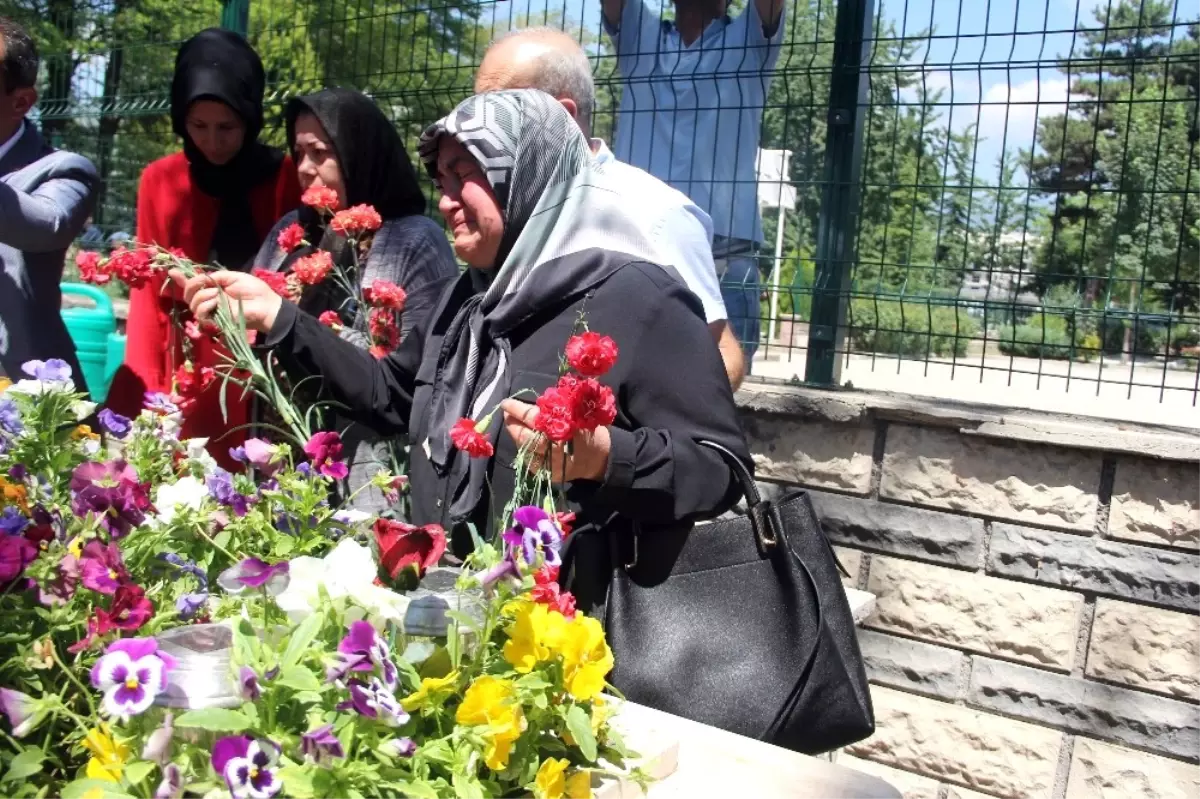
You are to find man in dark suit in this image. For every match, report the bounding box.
[0,17,99,389]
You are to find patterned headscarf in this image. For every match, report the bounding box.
[415,90,660,529]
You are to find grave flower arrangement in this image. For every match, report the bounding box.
[0,356,632,797]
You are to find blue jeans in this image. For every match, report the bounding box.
[716,241,761,367]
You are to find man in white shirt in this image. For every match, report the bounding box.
[474,27,745,389]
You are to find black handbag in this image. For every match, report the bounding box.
[602,439,875,754]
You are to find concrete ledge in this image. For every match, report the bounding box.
[736,384,1200,462]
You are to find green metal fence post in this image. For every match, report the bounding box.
[221,0,250,36]
[804,0,874,385]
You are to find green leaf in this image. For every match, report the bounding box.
[274,537,296,556]
[417,646,454,680]
[417,738,455,767]
[282,610,325,669]
[275,665,322,693]
[565,705,598,762]
[388,779,440,799]
[516,673,552,691]
[452,773,485,798]
[1,750,44,783]
[276,766,316,799]
[122,760,156,787]
[175,707,252,732]
[61,779,136,799]
[444,610,478,631]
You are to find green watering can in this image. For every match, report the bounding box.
[60,283,126,403]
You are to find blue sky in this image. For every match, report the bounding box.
[489,0,1194,179]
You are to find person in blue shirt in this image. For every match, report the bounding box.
[602,0,785,371]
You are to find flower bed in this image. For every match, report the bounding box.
[0,362,629,798]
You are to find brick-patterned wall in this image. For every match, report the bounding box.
[736,386,1200,799]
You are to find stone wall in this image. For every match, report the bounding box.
[735,385,1200,799]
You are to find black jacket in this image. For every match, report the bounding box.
[265,257,752,609]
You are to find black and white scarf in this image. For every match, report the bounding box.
[415,89,660,524]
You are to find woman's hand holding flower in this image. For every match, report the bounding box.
[500,399,610,483]
[170,269,284,333]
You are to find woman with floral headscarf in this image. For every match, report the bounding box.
[173,89,750,608]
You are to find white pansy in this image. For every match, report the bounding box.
[183,438,218,472]
[154,476,209,525]
[6,378,75,396]
[274,539,409,626]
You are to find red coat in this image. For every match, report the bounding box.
[107,152,301,470]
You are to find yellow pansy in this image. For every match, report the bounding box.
[71,424,100,441]
[456,676,525,771]
[565,770,593,799]
[399,670,460,712]
[82,724,129,782]
[559,616,614,702]
[68,536,85,558]
[533,757,569,799]
[0,377,10,393]
[503,600,567,673]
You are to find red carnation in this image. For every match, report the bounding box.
[183,319,203,341]
[530,565,577,618]
[174,362,215,399]
[373,519,447,587]
[553,511,576,537]
[565,331,619,378]
[368,308,400,357]
[107,246,156,289]
[534,386,576,443]
[330,204,383,237]
[277,222,306,252]
[75,250,110,285]
[301,185,340,212]
[252,268,292,299]
[567,377,617,431]
[292,251,334,285]
[450,417,494,458]
[318,311,343,331]
[364,280,407,310]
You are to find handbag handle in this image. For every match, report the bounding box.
[698,439,779,550]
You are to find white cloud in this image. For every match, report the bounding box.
[978,76,1071,145]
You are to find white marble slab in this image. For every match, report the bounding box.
[597,701,900,799]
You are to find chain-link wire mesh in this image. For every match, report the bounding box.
[7,0,1198,420]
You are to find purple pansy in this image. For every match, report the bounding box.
[70,460,152,538]
[98,408,133,439]
[175,592,208,619]
[21,358,72,382]
[79,540,129,595]
[212,736,282,799]
[338,620,398,690]
[155,763,184,799]
[0,688,40,737]
[300,723,345,765]
[505,505,564,568]
[89,638,177,721]
[339,677,409,726]
[217,558,290,595]
[239,667,261,702]
[231,439,285,478]
[143,392,180,415]
[0,506,29,536]
[302,431,349,480]
[207,469,249,516]
[0,397,22,436]
[382,737,417,758]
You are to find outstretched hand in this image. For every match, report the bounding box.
[170,269,284,333]
[500,399,611,483]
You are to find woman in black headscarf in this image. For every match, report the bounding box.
[109,28,301,470]
[252,88,459,511]
[175,90,749,606]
